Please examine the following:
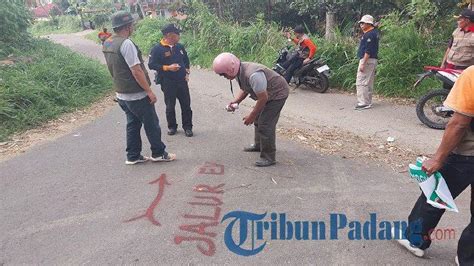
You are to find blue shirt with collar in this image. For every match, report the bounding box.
[357,28,379,59]
[148,41,190,81]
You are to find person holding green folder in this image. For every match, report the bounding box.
[396,66,474,265]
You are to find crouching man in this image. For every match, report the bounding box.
[212,52,289,167]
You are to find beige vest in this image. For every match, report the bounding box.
[447,28,474,67]
[237,62,289,101]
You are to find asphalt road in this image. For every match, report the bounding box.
[0,31,469,265]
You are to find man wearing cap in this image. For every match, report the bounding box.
[441,9,474,71]
[355,14,379,111]
[103,11,176,165]
[277,25,317,83]
[148,24,193,137]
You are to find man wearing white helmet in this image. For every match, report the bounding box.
[212,53,289,167]
[355,14,379,110]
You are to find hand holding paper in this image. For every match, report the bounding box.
[408,157,458,212]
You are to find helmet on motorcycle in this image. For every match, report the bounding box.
[293,25,305,34]
[212,52,241,78]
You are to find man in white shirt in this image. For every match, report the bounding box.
[103,11,176,165]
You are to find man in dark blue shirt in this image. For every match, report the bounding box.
[355,14,379,110]
[148,24,193,137]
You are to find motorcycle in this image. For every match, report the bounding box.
[413,66,462,130]
[272,46,330,93]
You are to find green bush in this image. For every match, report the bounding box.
[0,39,112,141]
[0,0,33,57]
[30,15,82,36]
[132,18,170,55]
[129,0,453,98]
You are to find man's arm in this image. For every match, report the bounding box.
[148,46,163,71]
[233,89,248,104]
[359,53,370,73]
[130,64,157,104]
[422,112,471,175]
[243,91,268,125]
[182,45,190,70]
[441,48,450,68]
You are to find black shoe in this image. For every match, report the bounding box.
[255,159,276,167]
[168,128,177,135]
[185,129,193,137]
[243,144,260,152]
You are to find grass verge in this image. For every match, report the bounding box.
[0,38,112,142]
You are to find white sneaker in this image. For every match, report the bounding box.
[455,256,459,266]
[392,227,425,257]
[125,155,149,165]
[354,104,372,110]
[150,152,176,162]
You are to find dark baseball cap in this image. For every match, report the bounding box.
[161,24,182,35]
[455,9,474,22]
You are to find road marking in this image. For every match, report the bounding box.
[124,174,170,226]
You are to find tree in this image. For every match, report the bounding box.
[0,0,32,56]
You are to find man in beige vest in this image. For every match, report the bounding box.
[103,11,176,165]
[212,53,289,167]
[441,9,474,70]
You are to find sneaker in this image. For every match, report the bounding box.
[185,129,193,137]
[167,128,177,135]
[391,227,425,258]
[243,144,260,152]
[455,256,459,266]
[125,155,149,165]
[150,152,176,162]
[354,104,372,110]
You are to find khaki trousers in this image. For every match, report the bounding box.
[356,58,377,106]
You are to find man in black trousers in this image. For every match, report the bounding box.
[148,24,193,137]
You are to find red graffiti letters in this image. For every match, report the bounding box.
[198,162,225,175]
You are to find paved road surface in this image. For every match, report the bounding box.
[0,31,469,265]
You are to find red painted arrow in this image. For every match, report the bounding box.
[124,174,170,226]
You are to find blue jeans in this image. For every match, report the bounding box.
[405,154,474,265]
[118,97,166,160]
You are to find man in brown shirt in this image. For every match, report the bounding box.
[212,52,289,167]
[441,9,474,70]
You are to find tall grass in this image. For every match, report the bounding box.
[132,0,451,98]
[0,39,112,141]
[30,15,82,36]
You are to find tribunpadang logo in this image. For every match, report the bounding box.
[221,211,410,257]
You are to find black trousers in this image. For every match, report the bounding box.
[282,56,304,83]
[254,98,287,162]
[161,78,193,130]
[405,154,474,265]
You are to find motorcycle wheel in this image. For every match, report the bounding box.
[416,89,451,130]
[302,70,329,93]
